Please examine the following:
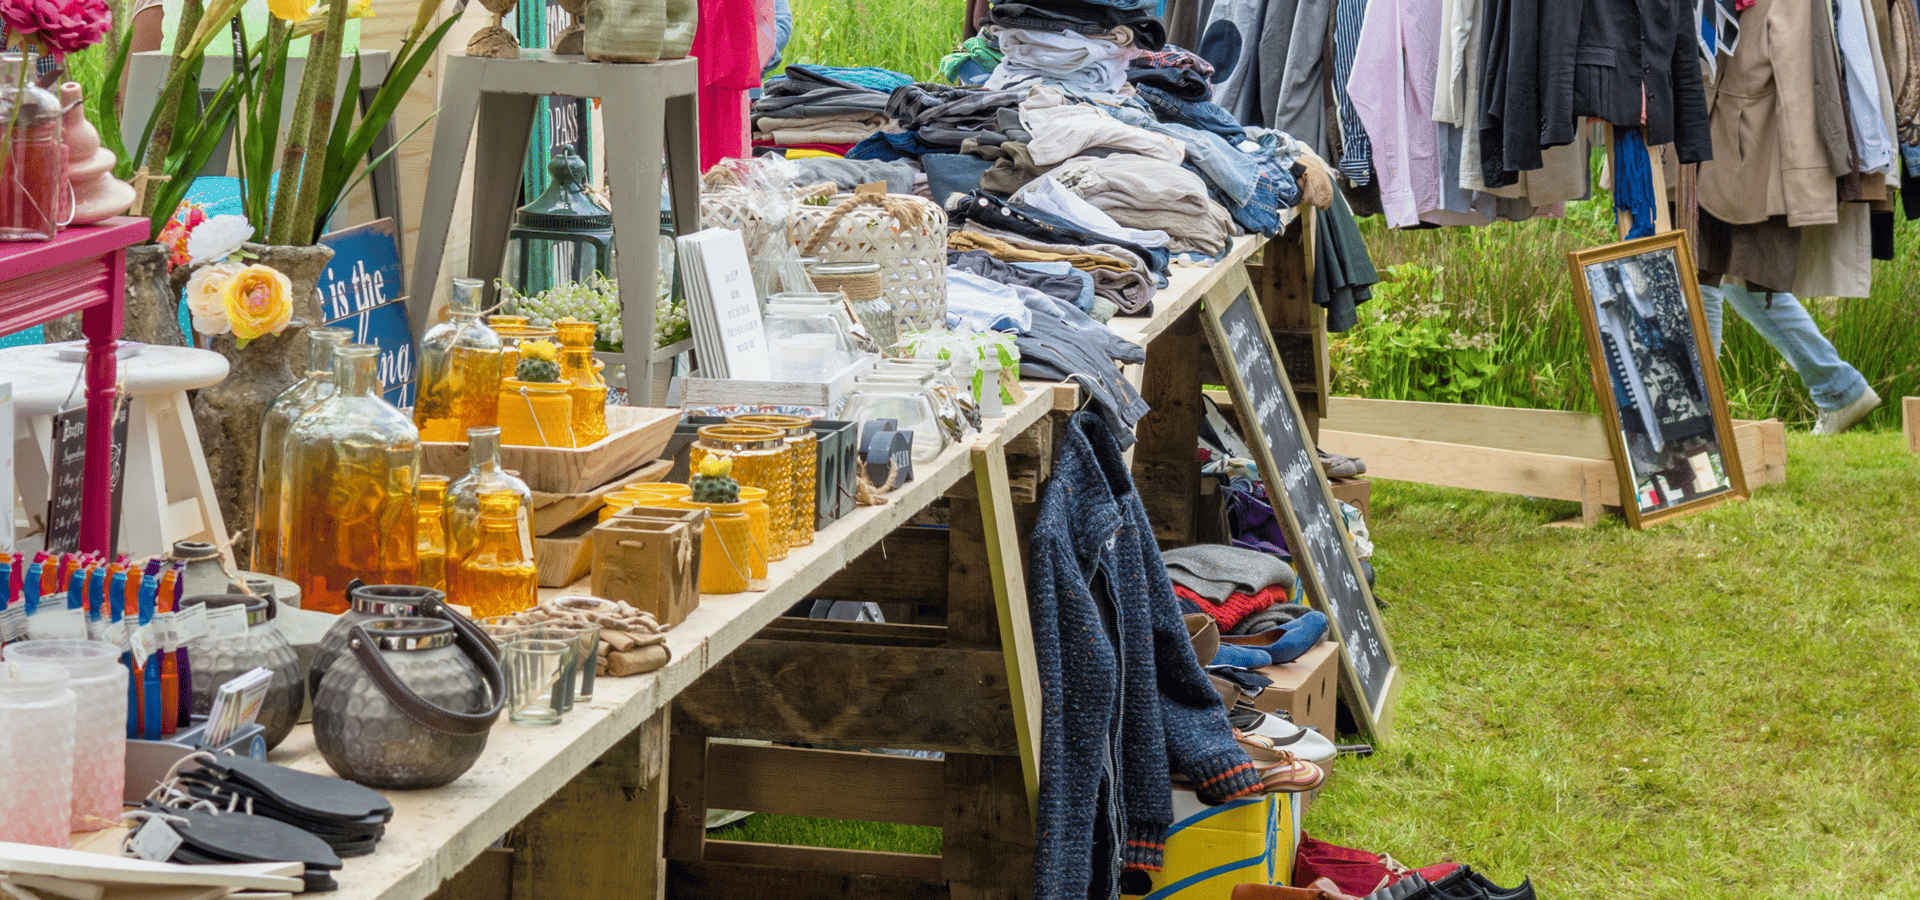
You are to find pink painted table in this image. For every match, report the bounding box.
[0,216,145,555]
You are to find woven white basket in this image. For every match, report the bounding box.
[790,194,948,337]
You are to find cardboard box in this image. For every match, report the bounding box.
[1155,787,1301,900]
[1327,476,1370,526]
[1248,641,1338,739]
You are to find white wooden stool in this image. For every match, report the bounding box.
[0,341,232,561]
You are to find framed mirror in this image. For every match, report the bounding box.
[1568,232,1748,528]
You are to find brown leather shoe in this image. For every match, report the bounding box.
[1230,879,1364,900]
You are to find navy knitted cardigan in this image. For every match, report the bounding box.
[1030,412,1264,900]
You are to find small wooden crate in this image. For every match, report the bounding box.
[593,508,704,626]
[529,458,673,536]
[421,405,679,493]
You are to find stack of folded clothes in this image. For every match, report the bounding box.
[982,24,1135,95]
[1125,45,1214,99]
[751,66,893,154]
[1162,544,1297,631]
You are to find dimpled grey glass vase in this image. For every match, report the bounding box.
[312,618,499,789]
[307,583,446,698]
[182,595,305,750]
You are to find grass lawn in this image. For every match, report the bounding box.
[1309,428,1920,898]
[716,428,1920,899]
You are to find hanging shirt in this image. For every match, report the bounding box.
[1834,0,1898,173]
[1348,0,1445,226]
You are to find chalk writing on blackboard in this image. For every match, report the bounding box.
[43,401,130,555]
[1202,275,1398,737]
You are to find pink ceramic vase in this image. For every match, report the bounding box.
[60,82,137,225]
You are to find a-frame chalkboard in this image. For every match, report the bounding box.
[1199,266,1400,740]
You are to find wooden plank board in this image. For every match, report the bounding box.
[699,844,942,880]
[811,529,951,605]
[702,744,946,826]
[939,755,1033,900]
[1132,308,1204,548]
[507,714,668,900]
[667,859,948,900]
[1324,396,1612,458]
[0,846,302,892]
[971,445,1043,820]
[671,640,1018,753]
[1906,397,1920,452]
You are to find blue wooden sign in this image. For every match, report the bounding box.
[318,219,416,407]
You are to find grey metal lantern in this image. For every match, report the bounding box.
[502,144,615,298]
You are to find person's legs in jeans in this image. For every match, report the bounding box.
[1698,281,1871,411]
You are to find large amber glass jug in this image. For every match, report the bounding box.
[555,319,609,446]
[729,413,818,548]
[416,475,450,591]
[284,345,421,613]
[447,426,534,574]
[689,424,794,561]
[455,490,537,618]
[254,326,351,574]
[414,278,505,442]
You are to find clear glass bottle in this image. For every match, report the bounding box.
[416,475,451,591]
[555,318,609,445]
[689,424,794,560]
[253,326,352,574]
[446,426,534,575]
[283,344,421,614]
[455,490,537,619]
[413,278,505,443]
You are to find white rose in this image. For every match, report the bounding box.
[186,261,245,335]
[185,214,255,267]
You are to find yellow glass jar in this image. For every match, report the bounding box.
[489,317,558,375]
[685,500,759,594]
[456,490,538,618]
[416,475,450,591]
[729,414,818,547]
[498,378,578,447]
[555,319,609,446]
[736,486,773,572]
[600,486,687,522]
[689,424,794,561]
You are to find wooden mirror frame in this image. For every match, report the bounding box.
[1568,232,1748,528]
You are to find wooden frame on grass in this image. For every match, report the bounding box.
[1568,232,1747,528]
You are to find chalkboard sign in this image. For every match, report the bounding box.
[43,400,130,555]
[1199,266,1399,739]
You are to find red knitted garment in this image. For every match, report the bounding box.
[1172,581,1291,631]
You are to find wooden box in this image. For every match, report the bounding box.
[592,511,702,626]
[534,517,597,588]
[529,457,673,536]
[680,356,874,415]
[421,405,679,493]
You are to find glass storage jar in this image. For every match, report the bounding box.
[253,327,351,574]
[0,55,65,242]
[728,413,818,548]
[414,278,505,442]
[312,618,500,789]
[763,298,855,381]
[689,424,795,561]
[2,640,125,831]
[283,344,421,613]
[841,379,949,464]
[0,662,75,847]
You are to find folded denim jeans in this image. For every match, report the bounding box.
[1132,83,1247,142]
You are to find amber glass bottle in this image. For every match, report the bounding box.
[446,426,534,574]
[253,326,351,574]
[416,475,450,591]
[284,344,420,613]
[554,318,609,446]
[455,490,537,618]
[413,278,504,442]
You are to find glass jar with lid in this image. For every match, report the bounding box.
[728,414,818,548]
[764,299,856,381]
[840,381,948,464]
[688,424,796,561]
[0,53,65,241]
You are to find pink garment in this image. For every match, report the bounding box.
[694,0,773,168]
[1345,0,1443,228]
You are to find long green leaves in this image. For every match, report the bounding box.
[309,14,459,239]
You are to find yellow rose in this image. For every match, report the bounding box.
[185,261,244,336]
[268,0,309,22]
[222,264,296,344]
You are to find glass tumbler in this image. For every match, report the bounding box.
[0,662,76,847]
[501,636,572,727]
[2,639,126,831]
[537,618,602,702]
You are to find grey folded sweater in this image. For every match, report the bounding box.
[1161,544,1295,604]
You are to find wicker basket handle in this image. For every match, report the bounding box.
[800,193,928,256]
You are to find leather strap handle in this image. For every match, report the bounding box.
[347,615,504,736]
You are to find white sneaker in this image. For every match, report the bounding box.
[1243,712,1338,764]
[1813,387,1881,435]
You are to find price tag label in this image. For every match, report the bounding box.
[103,619,134,654]
[153,612,178,652]
[205,604,248,639]
[127,817,183,862]
[26,607,88,640]
[175,604,209,645]
[0,605,26,641]
[129,622,160,661]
